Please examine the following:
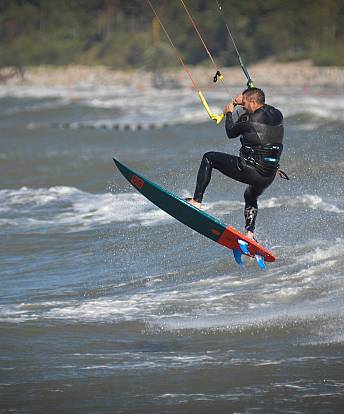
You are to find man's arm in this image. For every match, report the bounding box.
[224,94,249,139]
[225,112,247,138]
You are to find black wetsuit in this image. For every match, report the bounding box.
[193,104,284,232]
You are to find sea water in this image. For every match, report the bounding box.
[1,83,344,413]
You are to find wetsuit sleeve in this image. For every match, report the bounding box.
[225,112,249,139]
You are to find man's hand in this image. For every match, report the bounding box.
[224,102,236,114]
[224,93,244,114]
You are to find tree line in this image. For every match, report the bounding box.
[0,0,343,69]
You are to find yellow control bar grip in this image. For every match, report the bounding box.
[198,91,225,124]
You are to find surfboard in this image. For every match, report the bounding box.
[113,158,275,268]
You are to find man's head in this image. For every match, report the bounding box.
[241,87,265,113]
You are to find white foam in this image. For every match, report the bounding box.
[74,352,216,371]
[2,84,344,126]
[260,194,344,213]
[188,194,343,215]
[1,187,342,233]
[0,304,38,323]
[1,246,343,347]
[0,187,174,231]
[300,247,342,264]
[3,98,70,115]
[156,301,344,333]
[201,194,344,216]
[0,186,77,207]
[0,84,132,99]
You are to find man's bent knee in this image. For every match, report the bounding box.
[202,151,216,166]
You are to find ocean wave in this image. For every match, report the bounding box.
[1,246,343,346]
[0,84,133,99]
[206,194,344,215]
[2,85,344,127]
[1,231,343,349]
[259,195,344,213]
[1,98,70,116]
[1,187,342,232]
[0,186,161,231]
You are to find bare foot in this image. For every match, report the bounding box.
[246,230,255,240]
[185,198,202,209]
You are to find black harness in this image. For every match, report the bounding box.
[240,143,289,179]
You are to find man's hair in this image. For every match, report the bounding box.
[242,87,265,104]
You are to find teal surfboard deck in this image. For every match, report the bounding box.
[113,158,275,264]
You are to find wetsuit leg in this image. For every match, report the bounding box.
[193,153,213,202]
[243,173,275,231]
[193,151,275,231]
[243,177,276,231]
[244,187,260,232]
[193,151,257,202]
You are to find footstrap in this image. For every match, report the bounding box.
[278,169,290,180]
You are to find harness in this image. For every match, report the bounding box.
[240,144,289,179]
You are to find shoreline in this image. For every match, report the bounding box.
[0,60,343,89]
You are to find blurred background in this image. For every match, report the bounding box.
[1,0,343,71]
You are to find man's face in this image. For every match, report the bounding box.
[242,94,257,113]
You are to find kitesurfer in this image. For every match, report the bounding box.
[186,87,284,239]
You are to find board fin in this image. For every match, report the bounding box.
[238,239,250,255]
[233,249,243,266]
[255,254,266,270]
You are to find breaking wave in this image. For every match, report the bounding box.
[0,187,343,232]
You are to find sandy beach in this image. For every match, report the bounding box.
[1,60,343,89]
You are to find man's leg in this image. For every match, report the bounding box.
[187,153,213,207]
[187,152,275,237]
[244,185,265,239]
[188,152,240,207]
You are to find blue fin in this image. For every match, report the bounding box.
[255,254,266,270]
[233,249,243,266]
[238,239,250,255]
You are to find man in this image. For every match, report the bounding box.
[186,87,284,240]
